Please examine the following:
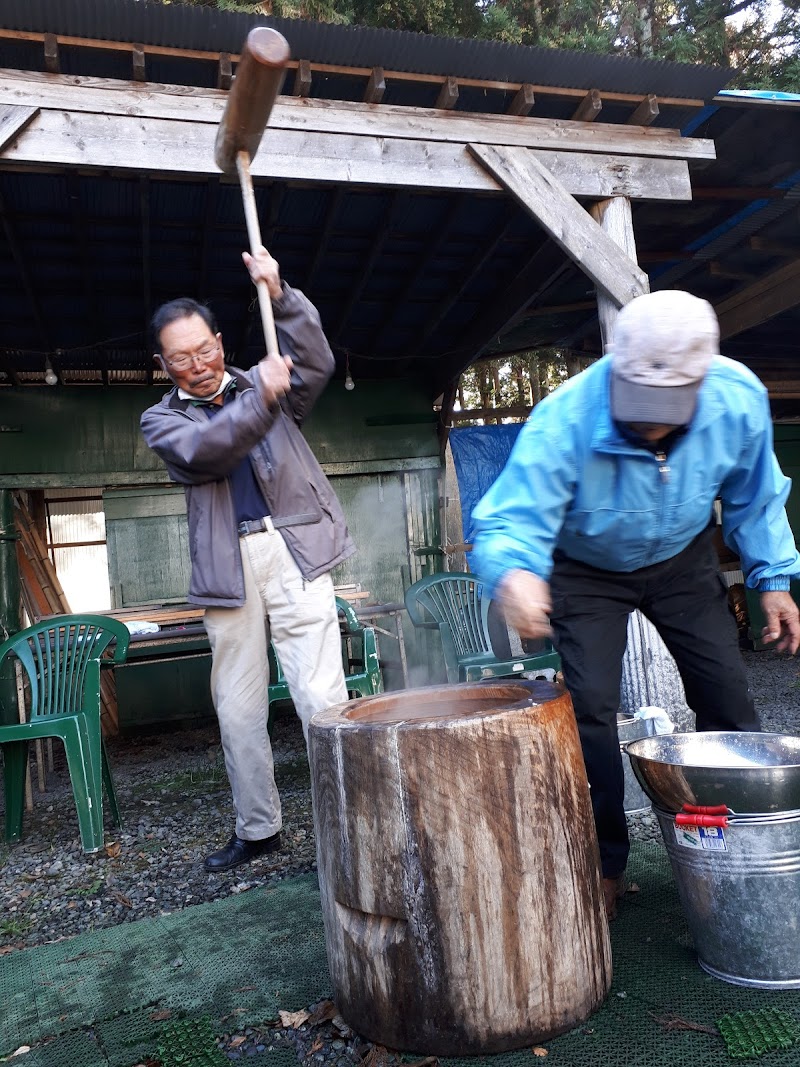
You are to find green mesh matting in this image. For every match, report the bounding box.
[717,1010,800,1059]
[157,1016,229,1066]
[4,846,800,1067]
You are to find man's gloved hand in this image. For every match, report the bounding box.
[760,590,800,654]
[496,569,553,639]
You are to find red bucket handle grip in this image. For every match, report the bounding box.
[681,804,729,815]
[676,813,729,828]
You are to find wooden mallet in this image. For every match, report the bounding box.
[215,28,291,361]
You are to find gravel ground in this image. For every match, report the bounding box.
[1,650,799,1062]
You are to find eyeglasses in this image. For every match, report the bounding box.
[164,343,219,373]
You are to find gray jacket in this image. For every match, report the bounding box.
[140,285,355,607]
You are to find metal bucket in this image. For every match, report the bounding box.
[654,805,800,988]
[627,732,800,989]
[617,713,655,813]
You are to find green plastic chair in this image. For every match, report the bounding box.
[0,615,130,854]
[267,597,383,732]
[404,571,561,683]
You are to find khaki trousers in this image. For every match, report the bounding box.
[204,525,348,840]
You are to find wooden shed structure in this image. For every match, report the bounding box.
[0,0,797,726]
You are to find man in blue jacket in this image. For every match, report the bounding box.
[471,289,800,919]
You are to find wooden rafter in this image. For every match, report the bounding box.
[332,191,407,342]
[364,67,386,104]
[507,84,535,116]
[433,242,572,393]
[0,186,51,355]
[368,197,463,353]
[305,188,344,297]
[717,259,800,340]
[414,210,518,356]
[65,170,108,384]
[140,175,152,384]
[197,176,219,304]
[572,90,602,122]
[0,31,707,110]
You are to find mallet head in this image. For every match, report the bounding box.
[215,27,291,175]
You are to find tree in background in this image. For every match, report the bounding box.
[170,0,799,89]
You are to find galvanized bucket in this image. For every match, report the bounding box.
[627,732,800,989]
[617,713,655,813]
[654,805,800,988]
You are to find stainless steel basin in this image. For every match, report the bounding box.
[626,732,800,813]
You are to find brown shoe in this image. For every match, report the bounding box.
[602,875,626,920]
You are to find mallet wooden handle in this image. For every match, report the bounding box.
[236,150,280,361]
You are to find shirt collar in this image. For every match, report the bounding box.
[178,370,234,405]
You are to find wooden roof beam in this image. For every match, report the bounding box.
[709,261,756,282]
[469,143,648,307]
[627,94,659,126]
[717,258,800,339]
[364,67,386,105]
[572,90,602,122]
[507,84,535,117]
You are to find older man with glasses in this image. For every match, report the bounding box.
[141,247,354,873]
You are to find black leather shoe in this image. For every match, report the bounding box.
[204,832,281,873]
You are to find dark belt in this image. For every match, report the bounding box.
[237,517,273,536]
[237,511,320,537]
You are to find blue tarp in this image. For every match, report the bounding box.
[449,424,523,544]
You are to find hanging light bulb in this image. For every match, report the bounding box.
[344,353,355,391]
[44,357,58,387]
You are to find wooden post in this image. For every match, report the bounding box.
[309,680,612,1055]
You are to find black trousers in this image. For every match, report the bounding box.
[549,525,760,879]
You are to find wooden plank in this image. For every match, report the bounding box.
[43,34,60,75]
[0,103,39,154]
[507,84,535,116]
[436,77,459,110]
[628,94,659,126]
[573,90,602,122]
[364,66,386,105]
[749,236,798,256]
[0,71,716,162]
[0,109,693,198]
[293,59,312,98]
[468,143,649,307]
[589,196,648,350]
[716,259,800,339]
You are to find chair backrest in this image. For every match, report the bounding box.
[405,573,492,664]
[0,615,130,721]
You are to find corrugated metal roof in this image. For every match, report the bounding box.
[1,0,731,99]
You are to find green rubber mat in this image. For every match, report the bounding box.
[4,846,800,1067]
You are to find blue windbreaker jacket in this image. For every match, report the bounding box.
[472,355,800,597]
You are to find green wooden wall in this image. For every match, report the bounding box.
[0,382,448,723]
